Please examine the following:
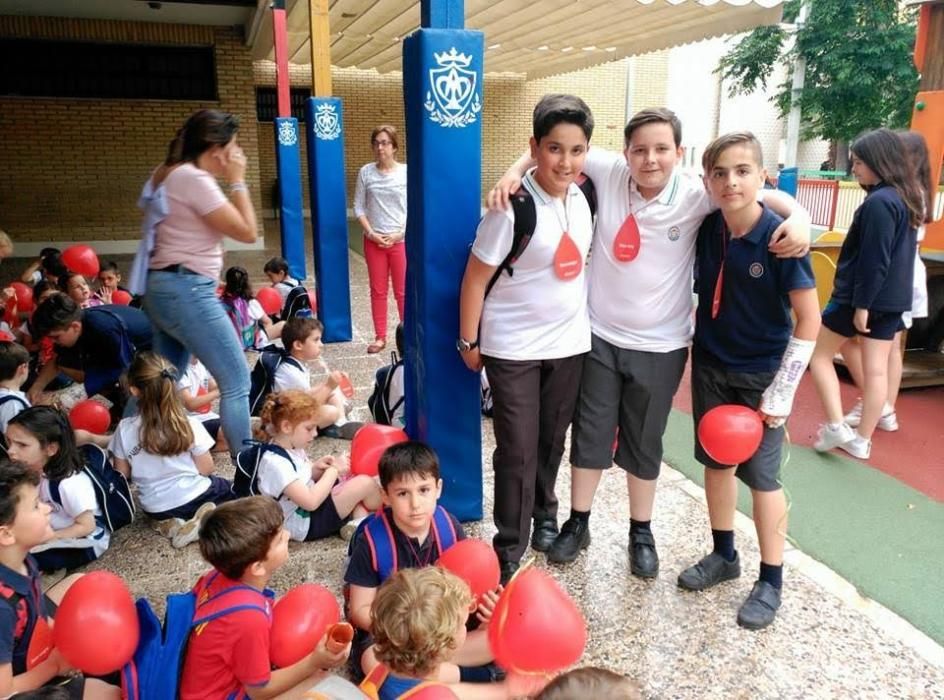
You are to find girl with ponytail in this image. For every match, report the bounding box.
[109,352,234,548]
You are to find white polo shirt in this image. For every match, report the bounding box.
[471,170,592,361]
[582,148,713,352]
[256,447,315,542]
[35,473,109,557]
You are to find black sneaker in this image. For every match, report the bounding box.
[546,518,590,564]
[677,551,741,591]
[736,580,781,630]
[499,560,519,586]
[530,518,559,552]
[628,529,659,578]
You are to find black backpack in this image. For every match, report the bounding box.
[233,441,296,498]
[367,351,404,426]
[281,284,314,321]
[484,176,597,298]
[48,444,135,532]
[0,394,30,456]
[247,348,304,416]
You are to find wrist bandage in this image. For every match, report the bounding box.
[760,336,815,428]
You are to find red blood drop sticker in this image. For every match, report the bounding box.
[553,232,582,281]
[26,616,53,669]
[613,214,641,262]
[339,374,354,399]
[196,385,211,414]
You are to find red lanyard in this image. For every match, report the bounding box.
[403,531,435,568]
[711,222,728,320]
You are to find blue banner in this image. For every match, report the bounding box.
[273,117,306,281]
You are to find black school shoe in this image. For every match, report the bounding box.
[318,421,364,440]
[737,580,782,630]
[546,518,590,563]
[628,529,659,578]
[677,551,741,591]
[530,518,559,552]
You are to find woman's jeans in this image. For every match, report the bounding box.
[143,269,251,456]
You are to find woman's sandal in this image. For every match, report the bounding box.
[367,338,387,354]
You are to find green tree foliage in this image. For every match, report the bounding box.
[717,0,919,143]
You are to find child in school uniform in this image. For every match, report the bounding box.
[5,407,109,573]
[109,353,234,549]
[95,261,132,304]
[263,256,300,311]
[459,94,594,584]
[0,341,31,442]
[57,273,103,309]
[678,132,820,630]
[254,390,381,541]
[221,266,284,350]
[177,356,227,453]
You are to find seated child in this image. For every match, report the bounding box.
[28,295,152,414]
[177,356,227,454]
[19,249,63,288]
[345,443,496,684]
[678,132,819,630]
[57,273,103,309]
[263,257,300,311]
[6,408,109,573]
[110,353,234,548]
[0,342,31,443]
[95,261,131,304]
[254,390,381,541]
[0,459,120,699]
[221,266,284,351]
[273,318,358,439]
[179,496,350,700]
[535,668,640,700]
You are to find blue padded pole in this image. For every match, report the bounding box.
[402,18,484,520]
[273,118,306,281]
[304,97,353,342]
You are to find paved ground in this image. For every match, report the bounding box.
[5,228,944,698]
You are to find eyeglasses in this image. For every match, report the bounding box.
[372,140,393,147]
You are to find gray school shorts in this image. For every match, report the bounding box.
[570,334,688,479]
[691,353,784,492]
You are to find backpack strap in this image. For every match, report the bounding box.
[364,510,398,583]
[46,479,62,507]
[359,662,390,699]
[430,506,458,555]
[0,581,25,646]
[401,681,456,699]
[191,574,270,630]
[576,174,597,217]
[483,189,537,299]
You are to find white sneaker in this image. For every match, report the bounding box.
[153,518,185,539]
[878,411,899,432]
[172,502,217,549]
[843,400,864,427]
[838,434,871,460]
[844,400,898,431]
[814,422,855,452]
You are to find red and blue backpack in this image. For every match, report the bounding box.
[360,662,458,699]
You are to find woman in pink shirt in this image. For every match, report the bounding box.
[142,110,258,457]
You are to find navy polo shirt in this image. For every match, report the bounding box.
[0,556,51,675]
[694,206,815,373]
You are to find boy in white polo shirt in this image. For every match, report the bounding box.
[459,94,595,583]
[490,107,810,577]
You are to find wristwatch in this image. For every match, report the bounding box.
[456,337,479,353]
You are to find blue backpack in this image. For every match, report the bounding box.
[282,283,314,321]
[247,348,304,416]
[48,444,135,532]
[122,571,273,700]
[232,441,296,498]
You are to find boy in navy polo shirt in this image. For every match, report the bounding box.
[345,442,498,682]
[0,459,119,698]
[679,132,820,630]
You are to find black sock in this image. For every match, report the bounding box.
[711,529,736,562]
[459,665,494,683]
[570,508,590,524]
[629,518,651,534]
[759,562,783,589]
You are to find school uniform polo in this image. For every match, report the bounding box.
[694,206,815,373]
[0,556,50,675]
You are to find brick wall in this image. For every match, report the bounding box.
[0,16,262,244]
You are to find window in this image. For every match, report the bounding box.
[256,87,311,122]
[0,39,217,100]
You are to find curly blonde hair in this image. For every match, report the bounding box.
[371,567,472,677]
[127,352,194,456]
[255,389,322,440]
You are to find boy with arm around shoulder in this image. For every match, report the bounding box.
[179,496,348,700]
[678,132,820,630]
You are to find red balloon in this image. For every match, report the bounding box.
[111,290,132,305]
[487,567,586,674]
[350,424,408,477]
[438,539,500,603]
[53,571,138,675]
[307,289,317,312]
[697,404,764,466]
[256,287,282,315]
[61,245,100,278]
[270,584,340,668]
[3,296,16,326]
[68,399,111,434]
[10,282,34,312]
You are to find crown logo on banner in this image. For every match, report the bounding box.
[314,103,341,141]
[277,120,298,147]
[425,46,481,128]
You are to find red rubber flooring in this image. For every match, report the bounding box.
[673,358,944,502]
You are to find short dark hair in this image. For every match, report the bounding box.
[371,125,399,150]
[31,294,82,339]
[0,459,40,528]
[624,107,682,148]
[99,260,120,274]
[199,496,284,580]
[702,131,764,173]
[263,257,290,275]
[533,94,594,143]
[282,317,323,353]
[378,441,441,489]
[0,341,30,381]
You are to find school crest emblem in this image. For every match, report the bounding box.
[668,226,681,241]
[314,103,341,141]
[277,120,297,147]
[424,47,481,128]
[749,262,765,278]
